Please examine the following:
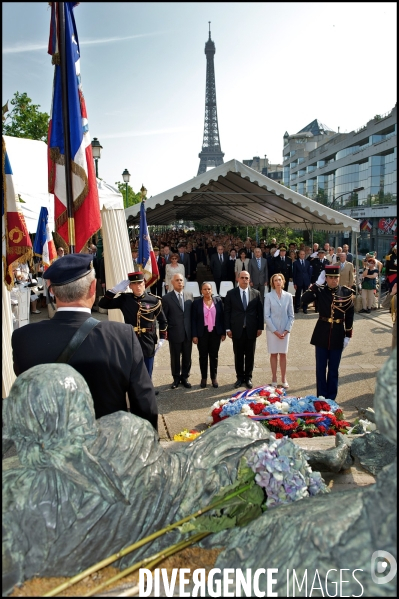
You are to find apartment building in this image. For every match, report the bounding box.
[282,105,397,256]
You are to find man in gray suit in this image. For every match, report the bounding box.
[162,273,194,389]
[248,247,268,302]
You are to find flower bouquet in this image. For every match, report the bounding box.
[48,435,329,596]
[173,429,203,442]
[207,385,352,438]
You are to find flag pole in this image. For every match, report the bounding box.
[57,1,75,253]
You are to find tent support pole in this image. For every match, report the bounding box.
[311,226,314,247]
[353,230,359,298]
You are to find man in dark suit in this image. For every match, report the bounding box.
[292,249,312,313]
[11,254,158,430]
[272,246,292,292]
[224,270,264,389]
[210,244,229,293]
[309,248,329,313]
[162,245,172,265]
[248,247,268,303]
[177,243,191,279]
[150,247,166,296]
[161,272,194,389]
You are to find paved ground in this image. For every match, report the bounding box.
[22,286,393,442]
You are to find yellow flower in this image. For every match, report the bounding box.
[173,428,203,442]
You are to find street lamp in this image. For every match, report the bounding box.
[329,187,364,210]
[122,168,131,209]
[91,138,103,178]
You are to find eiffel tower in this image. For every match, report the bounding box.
[197,23,224,176]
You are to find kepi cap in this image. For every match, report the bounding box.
[279,246,287,251]
[325,264,340,277]
[318,248,326,254]
[43,253,94,285]
[128,271,145,283]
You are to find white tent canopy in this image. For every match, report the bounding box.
[3,135,123,232]
[125,159,360,233]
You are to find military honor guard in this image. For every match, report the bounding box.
[301,264,354,401]
[99,271,167,381]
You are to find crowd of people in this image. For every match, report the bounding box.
[9,231,396,425]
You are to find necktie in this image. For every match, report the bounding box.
[219,254,222,263]
[242,290,247,310]
[180,253,183,261]
[257,258,261,270]
[282,257,285,262]
[179,293,184,311]
[242,262,245,271]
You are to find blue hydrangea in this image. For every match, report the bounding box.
[246,438,329,508]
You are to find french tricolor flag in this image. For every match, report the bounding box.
[138,200,159,288]
[33,207,57,268]
[47,2,101,253]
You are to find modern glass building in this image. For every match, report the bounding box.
[282,105,397,257]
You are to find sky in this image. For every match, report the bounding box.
[2,2,397,197]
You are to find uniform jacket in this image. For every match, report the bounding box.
[264,289,295,334]
[248,256,269,286]
[191,296,226,338]
[301,284,354,350]
[11,311,158,427]
[272,256,293,282]
[292,258,311,288]
[210,252,229,279]
[162,290,194,343]
[338,261,354,288]
[99,290,167,357]
[224,286,264,339]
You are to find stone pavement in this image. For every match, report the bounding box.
[21,295,393,442]
[6,295,393,493]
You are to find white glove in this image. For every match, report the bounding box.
[315,270,326,286]
[110,279,130,294]
[273,249,280,258]
[343,337,350,350]
[155,339,165,354]
[310,251,318,258]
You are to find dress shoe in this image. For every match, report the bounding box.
[211,379,218,388]
[91,307,98,312]
[155,390,159,396]
[246,378,253,389]
[171,379,180,389]
[200,379,207,388]
[281,381,289,389]
[31,310,41,314]
[234,379,243,389]
[358,309,367,314]
[181,378,192,388]
[303,309,308,314]
[294,309,299,314]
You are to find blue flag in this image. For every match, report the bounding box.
[138,201,159,288]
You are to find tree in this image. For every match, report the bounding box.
[114,181,141,208]
[3,92,49,142]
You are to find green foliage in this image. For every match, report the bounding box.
[114,181,141,208]
[3,92,49,142]
[178,458,265,534]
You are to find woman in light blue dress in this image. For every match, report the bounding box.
[264,273,295,388]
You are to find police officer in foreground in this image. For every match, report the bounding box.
[99,272,167,388]
[301,263,354,401]
[12,254,158,429]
